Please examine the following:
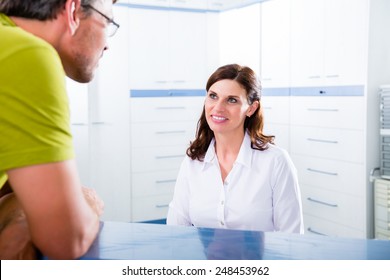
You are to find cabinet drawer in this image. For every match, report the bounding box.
[130,97,204,123]
[263,123,289,152]
[292,154,365,196]
[131,146,186,172]
[262,96,290,124]
[131,121,196,148]
[303,214,365,239]
[132,170,178,197]
[132,194,173,222]
[301,185,365,231]
[290,126,364,163]
[290,96,364,129]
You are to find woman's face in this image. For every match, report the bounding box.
[204,79,258,137]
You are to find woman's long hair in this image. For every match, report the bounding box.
[187,64,274,161]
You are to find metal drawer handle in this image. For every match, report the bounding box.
[307,108,339,112]
[155,204,169,208]
[155,179,176,184]
[308,75,321,79]
[155,155,184,159]
[155,130,186,135]
[307,138,338,144]
[307,197,338,208]
[307,227,327,236]
[307,168,338,176]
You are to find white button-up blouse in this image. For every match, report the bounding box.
[167,132,304,233]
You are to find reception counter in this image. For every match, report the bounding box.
[79,221,390,260]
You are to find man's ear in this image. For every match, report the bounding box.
[65,0,81,36]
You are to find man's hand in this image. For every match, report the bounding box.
[82,187,104,217]
[0,193,38,259]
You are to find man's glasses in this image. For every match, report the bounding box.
[81,4,120,37]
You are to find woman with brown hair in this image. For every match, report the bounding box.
[167,64,304,233]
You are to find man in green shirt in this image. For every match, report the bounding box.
[0,0,119,259]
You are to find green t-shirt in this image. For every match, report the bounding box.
[0,13,75,189]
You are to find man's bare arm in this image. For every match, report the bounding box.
[7,159,102,259]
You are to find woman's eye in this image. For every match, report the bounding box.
[209,93,217,99]
[228,97,237,103]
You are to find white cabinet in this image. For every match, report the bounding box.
[260,0,290,88]
[290,94,370,238]
[268,0,390,239]
[219,3,261,73]
[290,0,368,87]
[128,8,207,89]
[130,96,204,221]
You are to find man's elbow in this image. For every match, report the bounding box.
[35,226,99,259]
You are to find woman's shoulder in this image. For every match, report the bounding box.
[252,143,293,165]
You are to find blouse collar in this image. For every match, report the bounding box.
[203,132,253,169]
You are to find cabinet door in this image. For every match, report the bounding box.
[168,10,207,89]
[260,0,291,88]
[323,0,368,86]
[219,3,261,74]
[290,0,324,87]
[128,8,170,89]
[291,0,368,87]
[128,8,207,89]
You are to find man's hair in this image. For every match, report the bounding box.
[0,0,117,20]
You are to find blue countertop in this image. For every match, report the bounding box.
[79,221,390,260]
